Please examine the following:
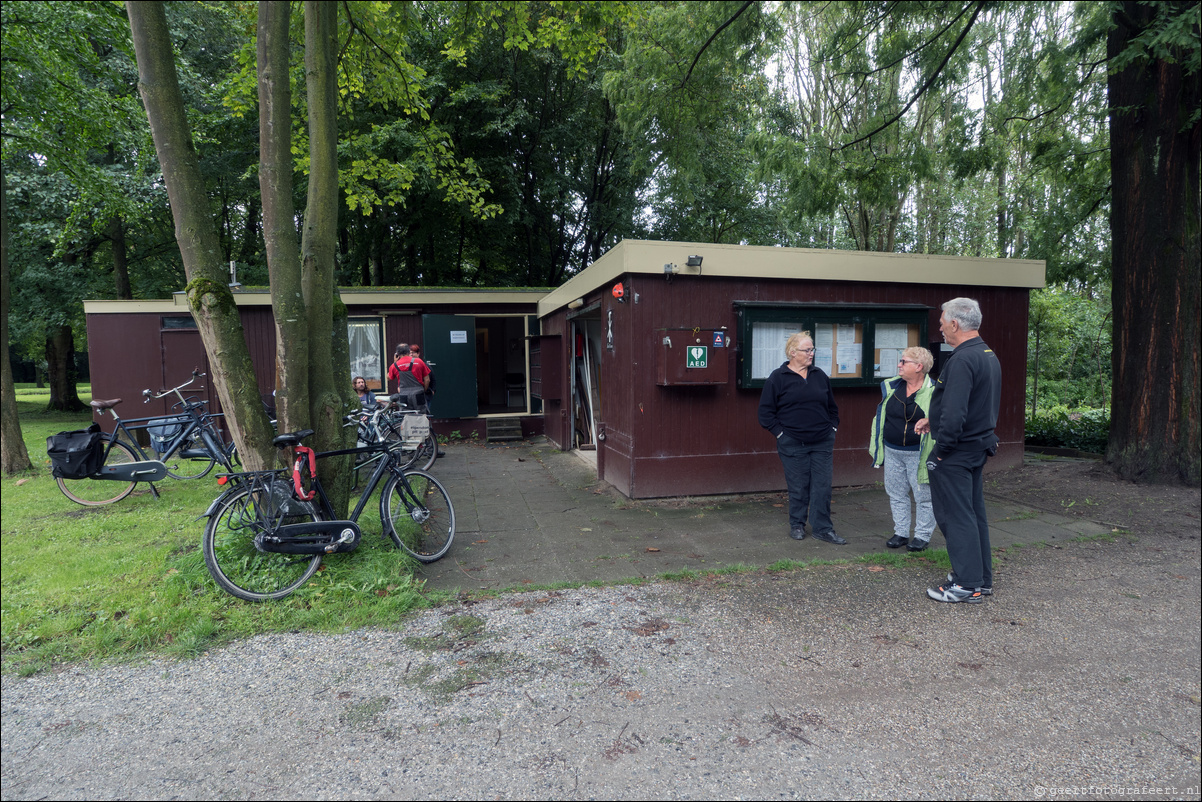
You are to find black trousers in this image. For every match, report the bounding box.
[928,448,992,589]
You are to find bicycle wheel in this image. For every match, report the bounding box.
[203,482,323,601]
[165,434,216,480]
[56,440,139,506]
[414,433,437,471]
[381,470,455,563]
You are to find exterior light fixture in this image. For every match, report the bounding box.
[686,255,703,268]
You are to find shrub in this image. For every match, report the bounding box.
[1025,405,1110,454]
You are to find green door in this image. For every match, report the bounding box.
[422,314,478,418]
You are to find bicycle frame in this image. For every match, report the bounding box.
[100,408,232,471]
[292,440,412,524]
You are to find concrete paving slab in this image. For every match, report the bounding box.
[416,437,1114,593]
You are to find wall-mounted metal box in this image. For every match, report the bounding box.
[656,328,729,386]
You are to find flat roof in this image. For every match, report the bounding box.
[84,287,549,314]
[538,240,1046,317]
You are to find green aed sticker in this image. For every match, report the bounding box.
[687,345,708,368]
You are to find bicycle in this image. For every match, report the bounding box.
[54,371,236,506]
[202,428,455,602]
[350,396,437,477]
[145,383,239,480]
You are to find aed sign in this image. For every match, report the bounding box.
[687,346,708,369]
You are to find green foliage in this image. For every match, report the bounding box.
[1027,287,1111,412]
[1025,405,1110,454]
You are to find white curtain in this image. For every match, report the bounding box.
[347,320,383,387]
[751,321,804,380]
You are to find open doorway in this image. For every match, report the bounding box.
[474,316,529,415]
[570,316,603,449]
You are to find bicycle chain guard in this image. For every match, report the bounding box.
[255,521,362,555]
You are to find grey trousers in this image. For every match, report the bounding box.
[883,446,935,543]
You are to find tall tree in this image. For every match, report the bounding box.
[298,0,357,502]
[1106,0,1200,483]
[1,167,31,473]
[126,0,277,469]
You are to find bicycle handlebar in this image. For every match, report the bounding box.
[143,370,206,404]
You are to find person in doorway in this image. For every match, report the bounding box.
[915,298,1002,603]
[758,331,845,545]
[408,344,433,393]
[388,343,430,395]
[868,347,937,552]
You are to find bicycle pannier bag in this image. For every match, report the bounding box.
[148,415,189,455]
[401,413,431,446]
[47,423,105,479]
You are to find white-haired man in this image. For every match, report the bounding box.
[915,298,1001,603]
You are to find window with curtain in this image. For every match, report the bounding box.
[736,303,928,389]
[347,318,383,389]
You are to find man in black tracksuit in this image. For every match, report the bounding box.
[917,298,1002,604]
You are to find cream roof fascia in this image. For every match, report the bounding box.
[84,299,188,314]
[337,288,549,306]
[538,240,1046,318]
[85,288,550,313]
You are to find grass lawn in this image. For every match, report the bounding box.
[2,386,437,676]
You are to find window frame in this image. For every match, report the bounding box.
[735,302,929,389]
[347,316,385,391]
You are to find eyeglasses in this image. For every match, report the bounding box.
[793,348,815,354]
[898,359,919,366]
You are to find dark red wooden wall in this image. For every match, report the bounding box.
[541,274,1030,498]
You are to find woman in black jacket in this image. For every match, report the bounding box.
[757,331,845,544]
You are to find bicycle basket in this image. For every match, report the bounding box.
[46,423,105,479]
[147,415,189,455]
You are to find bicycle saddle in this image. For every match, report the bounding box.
[90,399,121,411]
[272,430,314,448]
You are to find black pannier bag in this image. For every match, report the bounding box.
[393,368,427,410]
[391,388,427,410]
[47,423,105,479]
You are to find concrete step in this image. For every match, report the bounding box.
[486,417,524,442]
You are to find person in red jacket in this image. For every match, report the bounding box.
[387,343,430,395]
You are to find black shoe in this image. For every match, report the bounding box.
[436,450,446,457]
[886,534,909,549]
[907,538,929,552]
[812,531,847,545]
[789,527,807,541]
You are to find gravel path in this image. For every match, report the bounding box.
[3,531,1199,800]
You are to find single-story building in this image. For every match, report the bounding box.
[85,288,549,437]
[532,240,1044,497]
[84,239,1044,498]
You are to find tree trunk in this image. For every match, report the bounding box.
[237,196,261,267]
[257,0,310,438]
[44,325,87,412]
[1106,1,1201,484]
[1,166,33,474]
[126,0,276,469]
[110,216,132,300]
[301,0,356,514]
